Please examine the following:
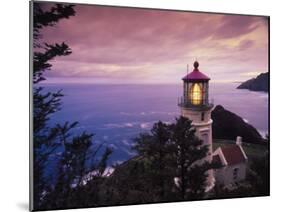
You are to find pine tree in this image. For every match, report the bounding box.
[170,116,214,200]
[133,117,214,201]
[32,3,112,210]
[33,4,76,209]
[134,121,176,200]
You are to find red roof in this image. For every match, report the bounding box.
[182,69,210,81]
[182,61,210,81]
[221,145,247,165]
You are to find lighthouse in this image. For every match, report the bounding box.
[178,60,215,190]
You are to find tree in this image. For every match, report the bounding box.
[248,152,269,195]
[33,3,75,83]
[170,116,214,200]
[134,121,177,201]
[128,117,215,202]
[32,3,112,210]
[33,3,77,209]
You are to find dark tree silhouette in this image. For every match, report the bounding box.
[33,3,76,44]
[170,116,214,200]
[33,4,77,209]
[32,3,111,210]
[249,152,269,195]
[107,117,215,204]
[134,121,177,200]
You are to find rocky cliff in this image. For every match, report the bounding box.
[211,105,265,143]
[237,72,268,92]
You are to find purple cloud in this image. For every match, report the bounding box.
[37,3,269,84]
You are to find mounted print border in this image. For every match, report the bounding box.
[30,1,270,211]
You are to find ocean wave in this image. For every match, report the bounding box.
[121,139,132,146]
[104,122,136,129]
[258,130,268,138]
[114,160,125,165]
[140,122,152,129]
[243,118,249,123]
[119,111,179,117]
[108,143,118,150]
[121,147,136,157]
[104,120,173,131]
[125,123,134,127]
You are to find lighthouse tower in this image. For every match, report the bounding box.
[178,60,214,190]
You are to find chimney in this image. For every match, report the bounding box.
[236,136,242,146]
[187,64,189,74]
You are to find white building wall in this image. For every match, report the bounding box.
[215,163,247,186]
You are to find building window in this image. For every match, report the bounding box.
[201,112,205,121]
[233,168,239,180]
[201,133,208,145]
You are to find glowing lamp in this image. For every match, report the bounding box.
[180,61,211,108]
[191,83,202,105]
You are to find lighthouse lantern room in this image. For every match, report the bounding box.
[178,60,215,191]
[180,61,211,108]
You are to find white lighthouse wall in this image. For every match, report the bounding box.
[196,125,214,189]
[180,107,213,152]
[196,125,213,151]
[181,107,214,189]
[181,108,212,124]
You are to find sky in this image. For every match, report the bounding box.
[39,3,269,84]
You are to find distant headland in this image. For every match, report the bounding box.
[237,72,269,92]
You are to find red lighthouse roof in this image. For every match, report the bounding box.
[182,61,210,81]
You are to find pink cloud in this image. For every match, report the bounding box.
[36,3,269,84]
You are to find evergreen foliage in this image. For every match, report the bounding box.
[170,117,213,199]
[102,117,215,205]
[32,3,112,210]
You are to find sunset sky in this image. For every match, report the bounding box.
[40,3,269,84]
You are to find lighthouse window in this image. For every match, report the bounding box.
[233,168,239,180]
[201,112,205,121]
[190,83,202,105]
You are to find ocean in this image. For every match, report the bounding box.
[42,83,268,164]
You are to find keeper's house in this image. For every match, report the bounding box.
[212,136,248,187]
